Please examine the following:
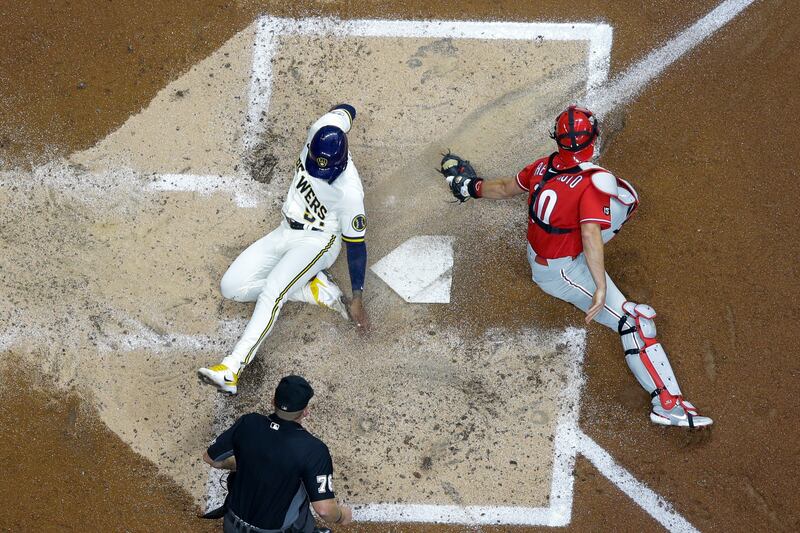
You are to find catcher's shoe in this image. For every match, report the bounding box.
[650,398,713,428]
[311,270,349,320]
[198,364,238,395]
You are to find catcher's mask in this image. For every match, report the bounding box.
[306,125,348,182]
[550,105,599,165]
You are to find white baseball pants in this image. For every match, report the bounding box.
[220,222,341,373]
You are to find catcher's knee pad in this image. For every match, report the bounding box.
[618,301,684,409]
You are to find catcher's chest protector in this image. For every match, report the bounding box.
[528,153,601,234]
[602,176,639,243]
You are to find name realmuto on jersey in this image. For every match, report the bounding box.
[295,158,327,221]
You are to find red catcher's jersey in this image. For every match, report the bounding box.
[517,153,612,259]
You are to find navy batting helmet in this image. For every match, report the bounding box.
[306,125,348,182]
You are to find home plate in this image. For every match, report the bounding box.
[371,235,454,304]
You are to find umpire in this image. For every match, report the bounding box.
[203,375,353,532]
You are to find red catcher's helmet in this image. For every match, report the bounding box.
[550,105,599,165]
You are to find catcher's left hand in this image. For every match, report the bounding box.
[440,152,483,202]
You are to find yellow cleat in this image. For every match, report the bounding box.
[310,270,349,320]
[198,363,239,395]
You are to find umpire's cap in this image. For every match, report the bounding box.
[275,375,314,412]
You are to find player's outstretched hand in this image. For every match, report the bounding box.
[585,287,606,324]
[348,295,370,334]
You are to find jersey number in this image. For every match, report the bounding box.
[536,190,558,224]
[316,474,334,493]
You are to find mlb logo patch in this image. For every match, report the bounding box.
[603,206,610,216]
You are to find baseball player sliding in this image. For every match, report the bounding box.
[199,104,369,395]
[441,105,712,428]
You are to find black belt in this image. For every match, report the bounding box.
[285,216,322,232]
[225,510,300,533]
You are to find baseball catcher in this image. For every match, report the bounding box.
[440,105,712,428]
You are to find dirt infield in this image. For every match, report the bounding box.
[2,1,799,532]
[0,362,217,532]
[3,17,596,519]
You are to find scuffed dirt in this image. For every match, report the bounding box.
[1,1,798,532]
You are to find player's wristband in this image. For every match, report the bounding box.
[331,103,356,123]
[470,178,484,198]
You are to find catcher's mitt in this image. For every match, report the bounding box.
[439,152,483,202]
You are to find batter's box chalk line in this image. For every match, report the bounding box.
[348,327,587,527]
[242,15,614,156]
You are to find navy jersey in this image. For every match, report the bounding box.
[207,413,335,530]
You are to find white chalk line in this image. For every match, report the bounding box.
[104,316,246,354]
[351,327,587,526]
[204,396,239,513]
[575,430,700,533]
[0,168,262,209]
[241,15,612,168]
[244,19,278,154]
[147,173,263,208]
[0,313,245,355]
[587,0,756,114]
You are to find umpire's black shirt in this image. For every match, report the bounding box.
[207,412,335,530]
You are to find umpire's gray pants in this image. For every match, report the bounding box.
[223,509,314,533]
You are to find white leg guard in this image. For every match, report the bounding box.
[618,302,682,398]
[618,301,712,427]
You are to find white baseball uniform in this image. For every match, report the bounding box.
[219,109,366,374]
